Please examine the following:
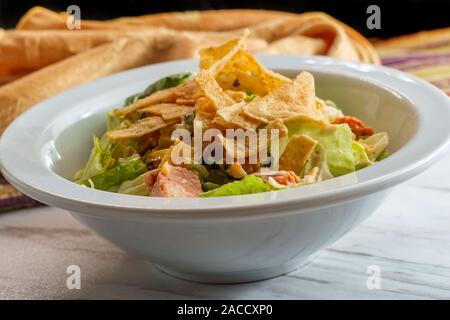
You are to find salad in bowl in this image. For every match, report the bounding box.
[75,32,389,198]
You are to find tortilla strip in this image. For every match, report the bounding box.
[175,98,197,105]
[107,116,168,140]
[114,87,179,117]
[139,103,195,120]
[114,80,199,117]
[195,70,234,110]
[279,134,317,174]
[215,101,260,129]
[161,109,195,121]
[243,71,324,123]
[173,80,202,100]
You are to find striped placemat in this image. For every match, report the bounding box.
[375,27,450,96]
[0,174,40,212]
[1,27,450,212]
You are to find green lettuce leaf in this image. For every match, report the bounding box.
[200,175,271,197]
[75,135,115,183]
[303,144,334,181]
[185,163,209,181]
[79,155,147,191]
[124,72,192,106]
[185,163,232,191]
[284,121,355,177]
[117,171,152,196]
[358,132,389,161]
[245,92,257,102]
[352,141,373,170]
[202,182,220,191]
[376,149,391,161]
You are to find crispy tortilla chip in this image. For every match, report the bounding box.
[211,115,230,128]
[195,97,216,114]
[211,47,290,96]
[199,30,249,70]
[195,70,234,110]
[107,116,168,139]
[215,101,260,129]
[279,134,317,174]
[225,90,247,103]
[199,29,289,96]
[243,72,324,123]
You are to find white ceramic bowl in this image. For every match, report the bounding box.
[1,56,450,283]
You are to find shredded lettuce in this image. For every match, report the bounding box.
[358,132,389,161]
[305,144,334,181]
[202,182,220,191]
[205,167,233,186]
[185,163,231,191]
[76,135,115,183]
[352,141,373,170]
[117,171,151,196]
[321,99,344,122]
[185,163,209,181]
[79,154,146,191]
[200,175,271,197]
[284,121,355,177]
[376,149,391,161]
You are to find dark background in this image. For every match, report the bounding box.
[1,0,449,39]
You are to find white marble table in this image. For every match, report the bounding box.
[1,148,449,300]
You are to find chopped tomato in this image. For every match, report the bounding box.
[333,116,374,137]
[256,170,300,187]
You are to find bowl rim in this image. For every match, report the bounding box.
[1,56,450,219]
